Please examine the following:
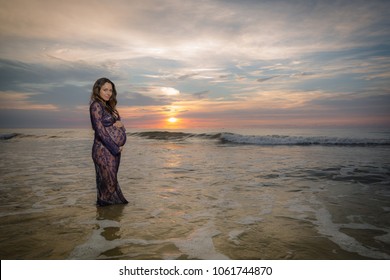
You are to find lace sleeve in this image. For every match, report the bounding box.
[90,101,120,155]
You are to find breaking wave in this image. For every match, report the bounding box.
[0,133,21,140]
[219,132,390,146]
[0,132,67,140]
[130,131,390,146]
[2,130,389,146]
[129,131,220,140]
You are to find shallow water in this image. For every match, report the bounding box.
[0,128,389,259]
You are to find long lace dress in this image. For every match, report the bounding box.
[90,101,128,206]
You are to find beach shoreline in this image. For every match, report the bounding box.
[0,128,389,259]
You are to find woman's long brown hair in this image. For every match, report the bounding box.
[90,77,119,118]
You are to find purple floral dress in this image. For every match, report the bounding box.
[90,101,128,206]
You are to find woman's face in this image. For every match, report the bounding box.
[99,82,113,101]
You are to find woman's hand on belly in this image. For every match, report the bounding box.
[113,121,124,128]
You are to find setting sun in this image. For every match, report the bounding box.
[168,117,178,124]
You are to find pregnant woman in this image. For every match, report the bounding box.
[90,77,128,206]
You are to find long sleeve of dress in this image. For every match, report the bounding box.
[90,101,120,156]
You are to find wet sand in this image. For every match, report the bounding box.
[0,129,389,259]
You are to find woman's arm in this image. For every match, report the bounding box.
[90,101,121,155]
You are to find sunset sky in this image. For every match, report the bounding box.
[0,0,389,129]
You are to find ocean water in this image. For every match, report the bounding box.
[0,128,389,260]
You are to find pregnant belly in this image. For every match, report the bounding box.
[106,126,126,146]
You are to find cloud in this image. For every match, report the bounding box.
[192,90,210,99]
[257,76,280,83]
[0,0,389,128]
[0,91,58,111]
[173,91,390,128]
[120,92,167,107]
[0,58,115,90]
[2,0,387,64]
[160,87,180,96]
